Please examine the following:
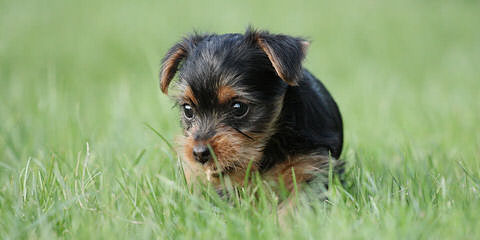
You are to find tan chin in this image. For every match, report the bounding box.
[203,165,222,182]
[200,154,259,187]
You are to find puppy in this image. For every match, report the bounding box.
[159,27,343,206]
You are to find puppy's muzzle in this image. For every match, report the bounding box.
[192,144,211,164]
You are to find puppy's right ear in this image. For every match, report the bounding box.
[159,34,205,94]
[245,27,309,86]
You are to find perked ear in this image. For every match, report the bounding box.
[246,27,309,86]
[159,34,205,94]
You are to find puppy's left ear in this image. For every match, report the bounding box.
[250,29,309,86]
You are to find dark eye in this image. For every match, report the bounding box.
[183,104,194,119]
[232,102,248,118]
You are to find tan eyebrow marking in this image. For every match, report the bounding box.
[183,86,199,105]
[217,85,237,104]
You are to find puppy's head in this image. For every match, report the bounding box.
[159,28,308,184]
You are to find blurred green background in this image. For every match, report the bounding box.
[1,0,479,239]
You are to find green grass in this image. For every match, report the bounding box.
[1,0,480,239]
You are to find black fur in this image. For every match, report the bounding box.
[259,69,343,171]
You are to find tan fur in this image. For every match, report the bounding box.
[217,86,237,104]
[264,154,332,193]
[183,86,199,105]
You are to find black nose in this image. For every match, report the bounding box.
[193,145,211,164]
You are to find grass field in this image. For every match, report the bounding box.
[1,0,480,239]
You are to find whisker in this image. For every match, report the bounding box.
[232,127,254,140]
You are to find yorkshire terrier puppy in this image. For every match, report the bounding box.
[159,27,343,205]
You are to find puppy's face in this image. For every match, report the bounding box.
[159,29,308,185]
